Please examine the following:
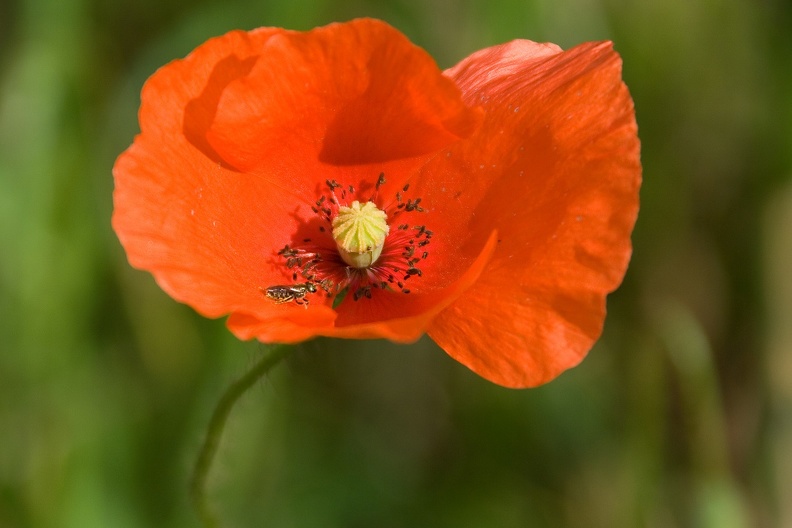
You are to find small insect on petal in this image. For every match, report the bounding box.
[261,282,318,308]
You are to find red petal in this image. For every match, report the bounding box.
[206,19,481,175]
[425,40,641,388]
[113,27,337,324]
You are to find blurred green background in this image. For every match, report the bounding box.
[1,0,791,526]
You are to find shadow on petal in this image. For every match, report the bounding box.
[182,54,258,169]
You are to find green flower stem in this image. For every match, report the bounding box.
[190,344,292,527]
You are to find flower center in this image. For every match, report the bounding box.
[267,174,433,306]
[331,200,389,268]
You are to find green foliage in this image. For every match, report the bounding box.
[1,0,791,526]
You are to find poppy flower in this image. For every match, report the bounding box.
[113,18,640,388]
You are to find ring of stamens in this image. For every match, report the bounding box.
[273,173,433,305]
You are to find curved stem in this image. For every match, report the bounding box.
[190,344,291,527]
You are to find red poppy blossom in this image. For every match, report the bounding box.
[113,18,640,388]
